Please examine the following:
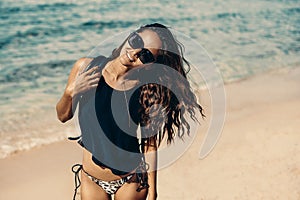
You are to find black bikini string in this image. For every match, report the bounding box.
[71,161,149,198]
[71,164,82,200]
[136,160,150,192]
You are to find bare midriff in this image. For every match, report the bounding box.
[82,148,136,181]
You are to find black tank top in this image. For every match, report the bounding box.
[78,56,143,175]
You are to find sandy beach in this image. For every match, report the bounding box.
[0,66,299,200]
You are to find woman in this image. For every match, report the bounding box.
[56,23,204,200]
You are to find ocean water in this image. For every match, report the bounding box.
[0,0,299,158]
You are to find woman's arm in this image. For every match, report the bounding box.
[56,57,100,122]
[144,137,158,200]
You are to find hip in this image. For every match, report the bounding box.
[82,148,137,182]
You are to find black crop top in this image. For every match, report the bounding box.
[78,56,144,175]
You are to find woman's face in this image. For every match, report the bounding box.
[119,29,162,67]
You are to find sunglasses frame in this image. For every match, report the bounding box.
[137,48,155,64]
[128,32,144,49]
[128,32,156,64]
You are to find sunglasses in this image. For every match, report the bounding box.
[128,32,155,64]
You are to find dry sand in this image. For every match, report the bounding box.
[0,67,299,200]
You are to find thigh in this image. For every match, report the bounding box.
[80,172,112,200]
[114,181,148,200]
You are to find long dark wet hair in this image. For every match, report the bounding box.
[109,23,205,149]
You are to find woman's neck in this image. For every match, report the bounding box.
[102,58,139,91]
[102,58,128,81]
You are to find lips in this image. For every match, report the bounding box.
[126,51,134,62]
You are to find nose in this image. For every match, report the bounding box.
[126,48,143,62]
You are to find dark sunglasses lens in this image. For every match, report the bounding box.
[138,48,155,64]
[128,32,144,49]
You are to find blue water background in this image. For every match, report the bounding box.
[0,0,299,157]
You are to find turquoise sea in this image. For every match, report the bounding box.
[0,0,299,158]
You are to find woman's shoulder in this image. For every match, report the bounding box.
[72,56,108,74]
[74,57,94,70]
[69,57,94,76]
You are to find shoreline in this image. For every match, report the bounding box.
[0,66,299,199]
[0,65,297,159]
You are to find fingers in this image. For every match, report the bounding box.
[78,66,97,76]
[89,71,101,79]
[86,71,101,89]
[76,71,100,83]
[85,66,99,76]
[75,63,105,94]
[88,77,100,85]
[89,83,99,89]
[84,79,100,91]
[85,72,101,86]
[74,78,99,94]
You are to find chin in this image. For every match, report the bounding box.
[119,55,131,67]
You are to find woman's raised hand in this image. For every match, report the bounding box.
[71,66,101,97]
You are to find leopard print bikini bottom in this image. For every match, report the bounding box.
[71,163,149,200]
[82,167,133,195]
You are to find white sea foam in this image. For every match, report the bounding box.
[0,0,299,158]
